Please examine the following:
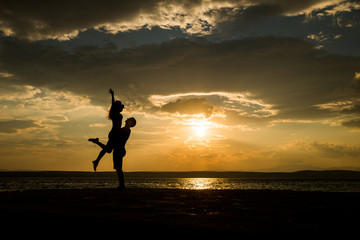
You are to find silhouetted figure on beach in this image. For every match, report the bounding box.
[88,89,136,190]
[89,88,124,171]
[90,117,136,190]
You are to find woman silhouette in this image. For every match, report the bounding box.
[88,88,124,171]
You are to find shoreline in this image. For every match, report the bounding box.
[1,188,360,236]
[2,169,360,179]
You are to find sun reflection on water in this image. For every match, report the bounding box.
[181,178,219,190]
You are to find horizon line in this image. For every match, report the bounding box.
[1,169,360,173]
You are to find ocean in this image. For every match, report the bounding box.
[1,171,360,192]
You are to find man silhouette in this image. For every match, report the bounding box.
[113,117,136,190]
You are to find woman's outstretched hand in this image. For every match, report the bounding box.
[109,88,115,103]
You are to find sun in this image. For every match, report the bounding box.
[187,118,209,138]
[193,125,207,137]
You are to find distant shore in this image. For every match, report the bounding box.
[2,169,360,179]
[1,188,360,237]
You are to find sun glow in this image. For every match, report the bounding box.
[188,118,209,138]
[193,125,208,137]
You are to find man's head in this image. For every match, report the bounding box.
[125,117,136,128]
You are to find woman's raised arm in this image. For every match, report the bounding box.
[109,88,115,104]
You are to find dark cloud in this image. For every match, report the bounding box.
[1,36,359,125]
[0,0,348,40]
[160,98,214,117]
[241,4,284,20]
[0,119,38,133]
[0,0,161,40]
[250,0,330,15]
[341,104,360,114]
[342,118,360,128]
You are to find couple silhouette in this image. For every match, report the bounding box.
[88,89,136,190]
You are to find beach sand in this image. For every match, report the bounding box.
[1,188,359,237]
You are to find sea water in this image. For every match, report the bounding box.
[1,174,360,192]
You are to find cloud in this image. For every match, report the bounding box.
[0,72,13,78]
[307,31,328,42]
[0,83,107,145]
[1,36,359,129]
[315,96,360,126]
[306,0,360,28]
[324,0,360,15]
[315,100,360,112]
[306,31,347,50]
[46,115,69,122]
[342,118,360,128]
[0,83,91,115]
[89,123,108,128]
[160,98,214,117]
[0,84,41,101]
[0,0,349,41]
[0,119,39,133]
[148,91,277,130]
[350,72,360,92]
[283,139,360,158]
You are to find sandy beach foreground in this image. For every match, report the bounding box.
[1,188,359,237]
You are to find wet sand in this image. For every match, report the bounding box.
[1,188,359,237]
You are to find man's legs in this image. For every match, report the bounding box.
[115,168,125,190]
[113,148,125,190]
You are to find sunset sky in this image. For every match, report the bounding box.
[1,0,360,171]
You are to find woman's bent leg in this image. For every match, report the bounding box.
[89,138,108,150]
[92,149,106,171]
[92,141,113,171]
